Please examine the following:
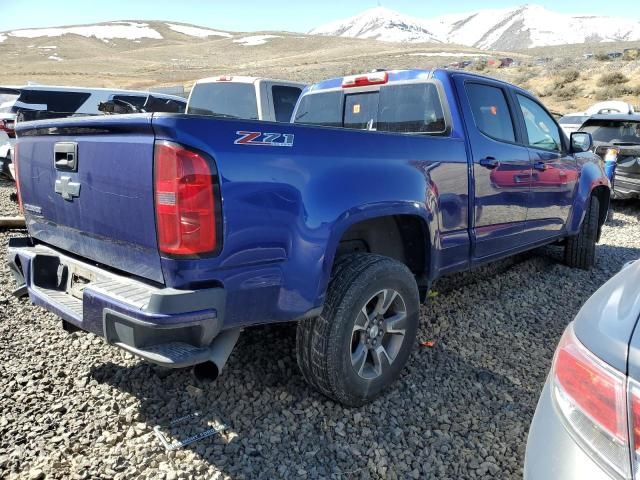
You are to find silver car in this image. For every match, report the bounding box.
[525,259,640,479]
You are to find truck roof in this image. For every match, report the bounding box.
[0,84,185,101]
[304,68,532,97]
[194,75,306,87]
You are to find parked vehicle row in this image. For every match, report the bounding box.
[8,68,610,408]
[0,85,188,179]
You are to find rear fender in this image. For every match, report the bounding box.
[316,201,434,305]
[566,159,610,236]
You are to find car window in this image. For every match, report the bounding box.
[272,86,302,122]
[378,83,446,133]
[466,83,515,143]
[344,92,378,130]
[112,95,147,109]
[187,83,258,119]
[580,120,640,144]
[517,95,562,152]
[293,91,343,127]
[17,90,91,113]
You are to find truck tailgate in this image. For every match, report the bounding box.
[16,115,163,283]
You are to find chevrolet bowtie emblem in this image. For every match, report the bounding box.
[55,176,81,201]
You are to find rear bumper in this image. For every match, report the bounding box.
[614,172,640,199]
[7,237,228,368]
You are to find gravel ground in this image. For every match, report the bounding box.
[1,177,639,479]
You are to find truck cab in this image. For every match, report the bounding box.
[187,76,306,122]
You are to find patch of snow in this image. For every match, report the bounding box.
[48,55,63,61]
[0,34,6,43]
[8,22,162,41]
[233,35,280,46]
[38,45,57,49]
[166,23,232,38]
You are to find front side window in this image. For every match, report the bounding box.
[517,95,562,152]
[466,83,515,143]
[187,83,258,120]
[272,86,302,122]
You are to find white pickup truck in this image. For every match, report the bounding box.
[186,76,306,122]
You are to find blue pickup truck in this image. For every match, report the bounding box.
[8,69,610,406]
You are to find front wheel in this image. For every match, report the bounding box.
[564,195,600,270]
[296,254,420,406]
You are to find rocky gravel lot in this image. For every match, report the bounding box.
[0,177,639,479]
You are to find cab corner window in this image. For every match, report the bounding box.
[466,83,515,143]
[517,94,561,152]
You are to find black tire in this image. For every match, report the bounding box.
[296,253,420,406]
[565,195,600,270]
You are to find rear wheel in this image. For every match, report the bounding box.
[565,195,600,270]
[296,253,419,406]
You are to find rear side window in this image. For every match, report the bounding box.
[272,86,302,122]
[18,90,91,113]
[293,91,343,127]
[378,83,446,133]
[466,83,515,143]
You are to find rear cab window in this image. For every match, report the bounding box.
[293,79,447,135]
[187,82,258,119]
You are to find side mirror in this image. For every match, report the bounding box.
[570,132,593,153]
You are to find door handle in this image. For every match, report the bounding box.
[533,162,547,171]
[479,157,498,169]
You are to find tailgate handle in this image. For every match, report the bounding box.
[54,142,78,171]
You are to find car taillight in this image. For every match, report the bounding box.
[552,324,631,479]
[13,143,23,215]
[630,382,640,478]
[342,71,388,88]
[0,119,15,138]
[154,141,218,256]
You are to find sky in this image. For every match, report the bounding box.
[1,0,640,33]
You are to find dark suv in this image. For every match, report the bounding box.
[579,114,640,199]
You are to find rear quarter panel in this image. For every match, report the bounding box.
[152,114,470,328]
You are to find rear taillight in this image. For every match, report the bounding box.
[154,141,218,256]
[629,382,640,478]
[0,119,15,138]
[342,71,388,88]
[552,324,631,478]
[13,143,23,215]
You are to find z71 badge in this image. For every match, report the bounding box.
[234,131,294,147]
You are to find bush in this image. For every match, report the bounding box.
[595,53,611,61]
[554,84,582,100]
[597,72,629,87]
[596,84,640,100]
[562,70,580,83]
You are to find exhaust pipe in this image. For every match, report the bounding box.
[193,328,241,381]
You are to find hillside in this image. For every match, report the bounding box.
[0,20,639,115]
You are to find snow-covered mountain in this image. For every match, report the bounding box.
[310,5,640,50]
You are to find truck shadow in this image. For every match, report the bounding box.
[87,206,640,478]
